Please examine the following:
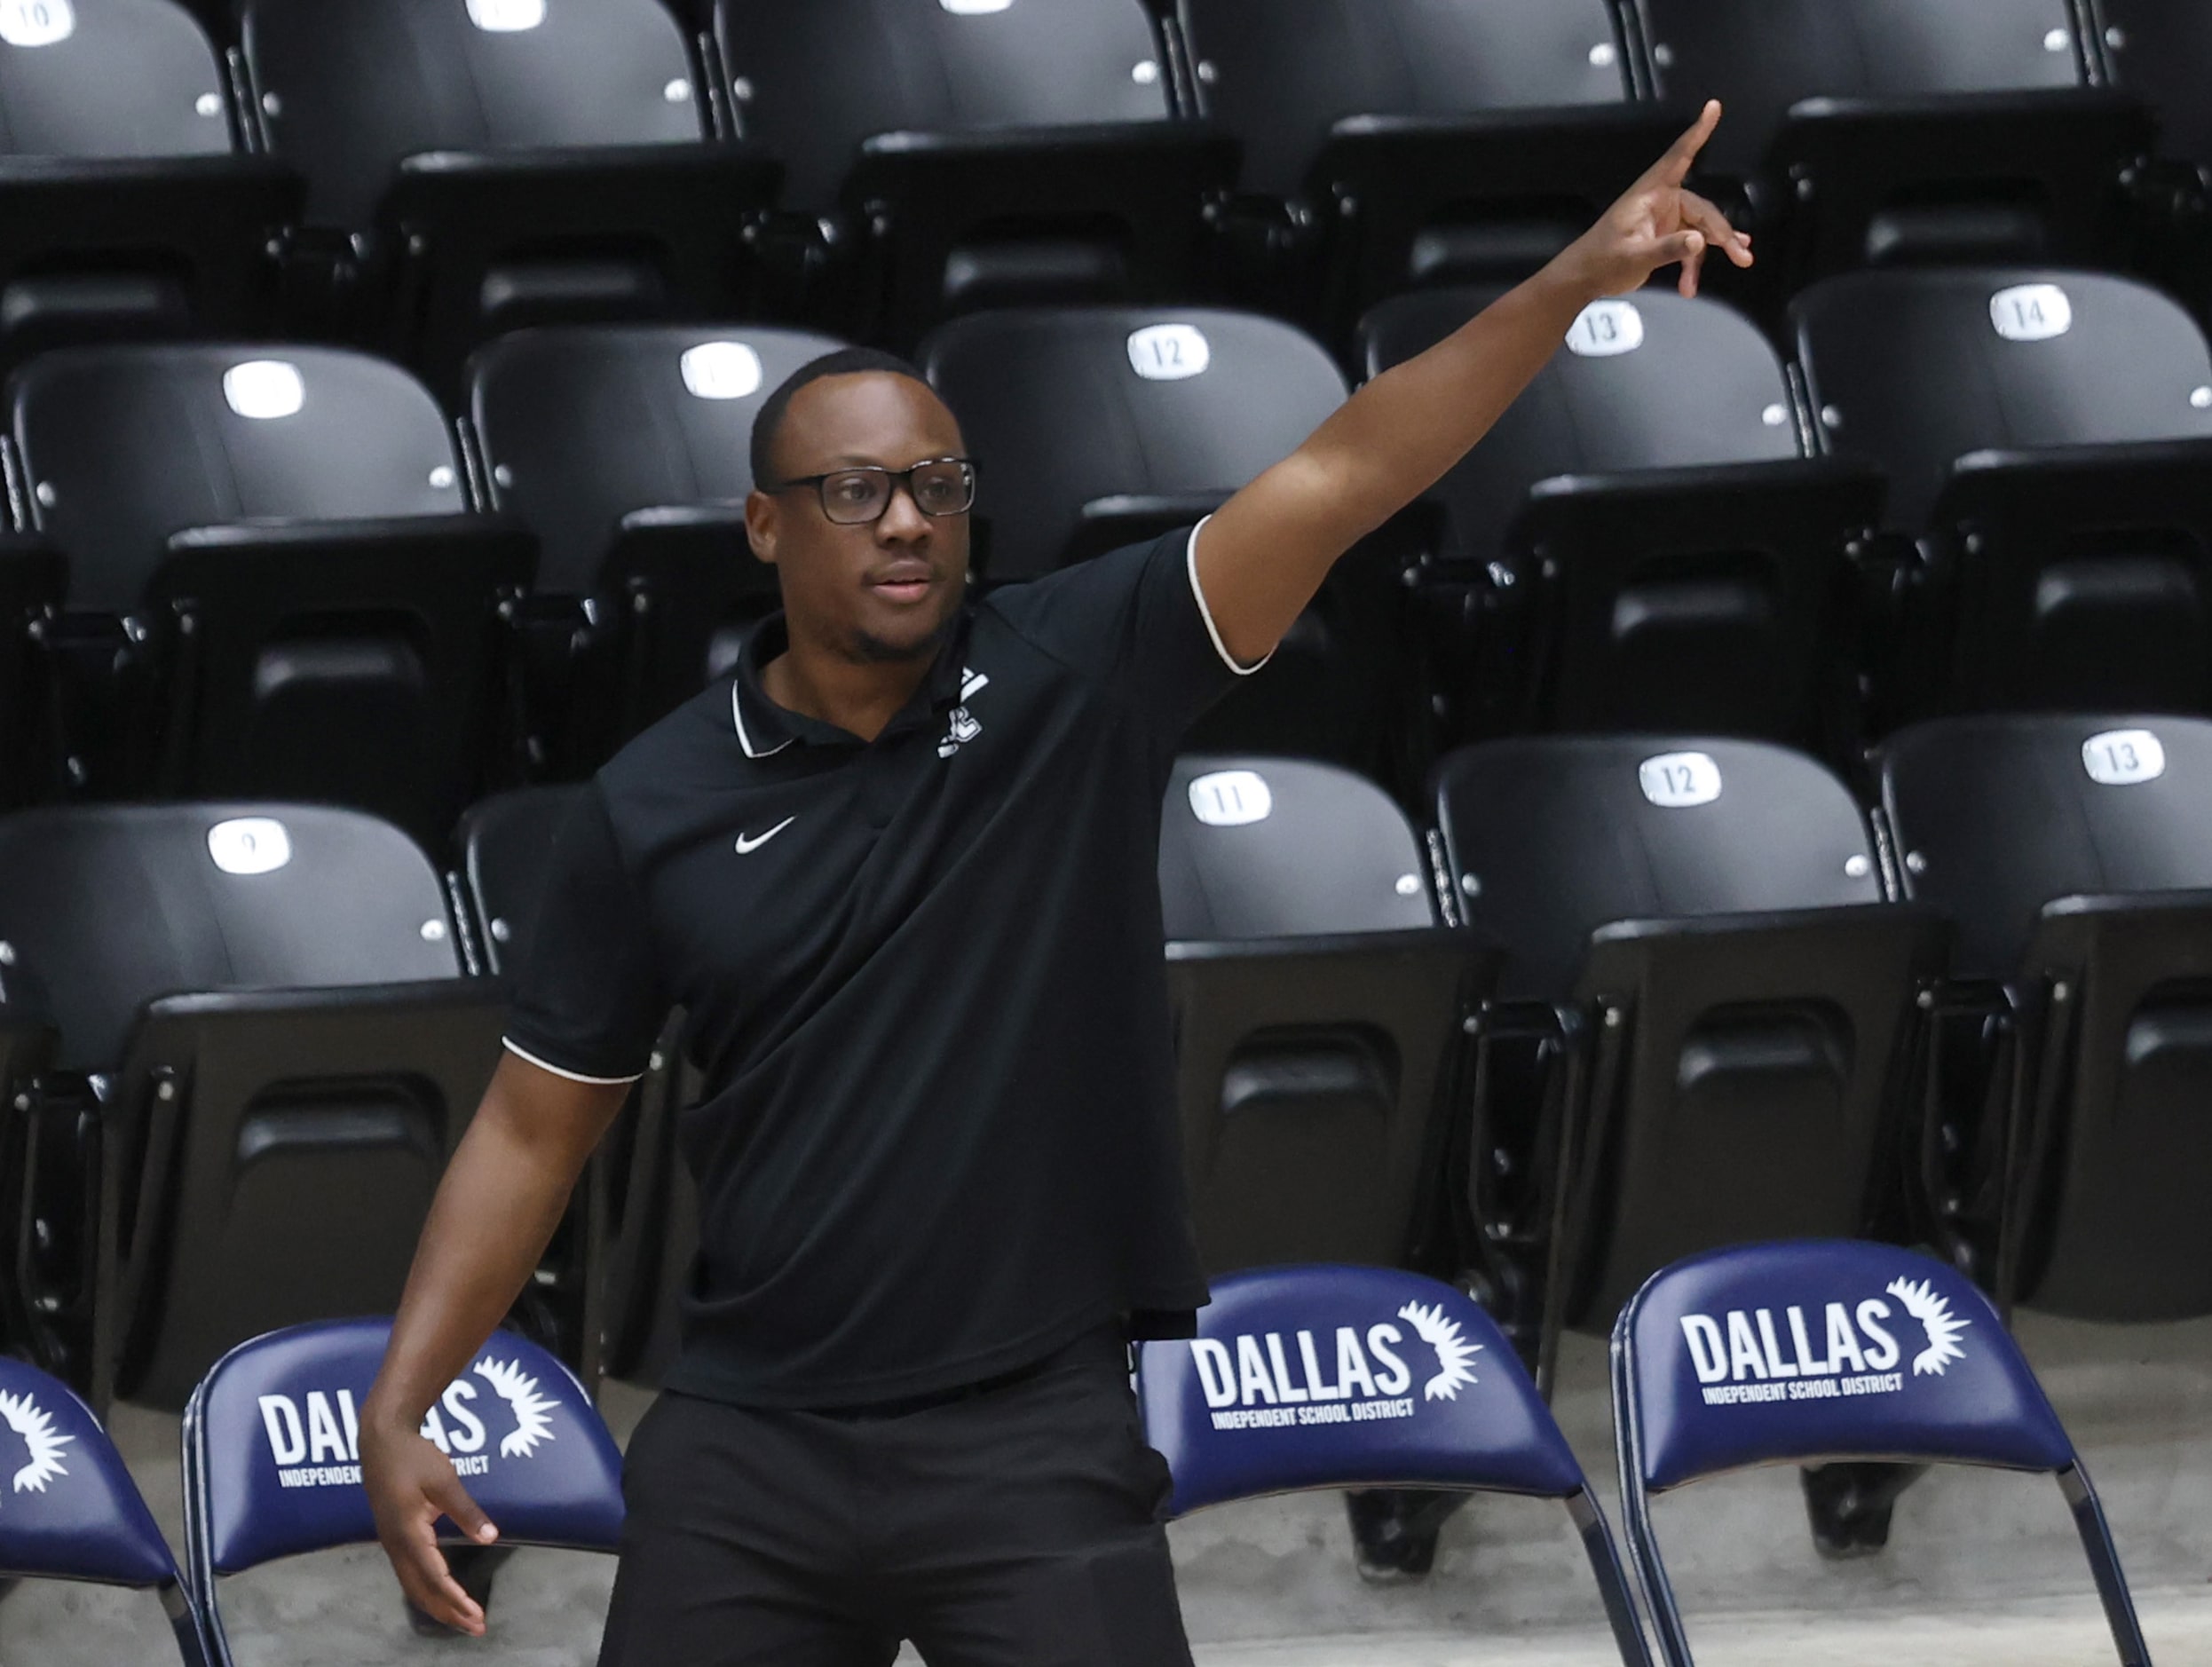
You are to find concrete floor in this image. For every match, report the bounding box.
[3,1310,2208,1664]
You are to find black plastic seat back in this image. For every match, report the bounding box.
[1178,0,1629,200]
[470,324,843,596]
[716,0,1171,210]
[0,802,503,1406]
[1879,714,2212,1319]
[1435,735,1884,1001]
[1160,754,1434,939]
[2094,0,2212,165]
[1796,267,2212,525]
[242,0,706,227]
[922,306,1347,581]
[454,785,585,978]
[0,803,460,1071]
[1879,713,2212,978]
[0,0,232,159]
[13,343,465,613]
[1432,735,1939,1336]
[1363,288,1799,569]
[1638,0,2088,177]
[1160,755,1489,1272]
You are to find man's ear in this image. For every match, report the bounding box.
[744,488,779,567]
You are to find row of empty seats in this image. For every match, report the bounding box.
[3,710,2202,1415]
[1,265,2208,841]
[4,0,2212,391]
[0,1240,2161,1665]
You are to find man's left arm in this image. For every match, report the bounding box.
[1195,99,1754,668]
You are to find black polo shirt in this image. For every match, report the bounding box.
[505,524,1265,1409]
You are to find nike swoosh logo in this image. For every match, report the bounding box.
[735,817,795,855]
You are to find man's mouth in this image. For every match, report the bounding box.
[868,565,935,605]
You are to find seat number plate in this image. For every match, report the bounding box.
[1189,770,1272,826]
[2082,729,2165,786]
[1639,752,1722,808]
[1566,299,1644,358]
[1990,284,2072,343]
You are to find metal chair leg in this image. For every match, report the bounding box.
[2058,1464,2153,1667]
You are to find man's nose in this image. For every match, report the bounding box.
[875,481,933,542]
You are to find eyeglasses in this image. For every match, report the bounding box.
[763,457,978,525]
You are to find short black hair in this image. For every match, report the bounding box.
[748,346,933,488]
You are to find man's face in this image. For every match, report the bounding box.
[745,372,972,664]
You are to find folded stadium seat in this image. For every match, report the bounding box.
[0,802,507,1410]
[1173,0,1684,337]
[184,1318,623,1666]
[0,1356,209,1663]
[1358,286,1885,764]
[1158,756,1497,1274]
[1140,1265,1651,1663]
[712,0,1237,347]
[1793,266,2212,722]
[454,786,694,1387]
[7,342,536,845]
[0,0,300,372]
[237,0,779,400]
[1631,0,2152,305]
[1431,735,1945,1391]
[922,304,1404,771]
[466,324,843,771]
[1876,713,2212,1322]
[1614,1240,2152,1666]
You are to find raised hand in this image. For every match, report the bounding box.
[1559,99,1753,301]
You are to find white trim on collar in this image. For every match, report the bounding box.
[503,1037,646,1086]
[731,678,795,759]
[1186,515,1272,677]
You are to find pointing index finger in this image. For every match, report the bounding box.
[1656,99,1723,186]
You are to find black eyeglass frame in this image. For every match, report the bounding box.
[761,456,979,525]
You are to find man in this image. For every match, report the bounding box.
[360,104,1750,1664]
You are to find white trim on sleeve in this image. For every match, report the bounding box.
[1185,516,1272,677]
[502,1038,646,1086]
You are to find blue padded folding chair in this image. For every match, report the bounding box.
[181,1318,624,1664]
[1139,1265,1651,1664]
[0,1355,206,1663]
[1613,1241,2151,1666]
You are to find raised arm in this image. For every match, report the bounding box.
[1195,100,1753,667]
[359,1053,631,1635]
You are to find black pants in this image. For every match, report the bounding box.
[596,1329,1195,1666]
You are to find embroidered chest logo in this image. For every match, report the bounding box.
[938,668,989,759]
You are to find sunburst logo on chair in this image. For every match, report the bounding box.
[472,1357,558,1458]
[1885,1276,1971,1377]
[0,1388,73,1496]
[1397,1300,1483,1402]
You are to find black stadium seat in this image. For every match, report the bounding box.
[1175,0,1682,332]
[8,342,534,843]
[1877,713,2212,1322]
[714,0,1236,345]
[1158,754,1495,1273]
[467,323,845,768]
[239,0,778,398]
[0,0,299,367]
[0,802,506,1409]
[1793,266,2212,719]
[1359,286,1883,755]
[922,304,1392,768]
[1432,735,1943,1377]
[1634,0,2151,295]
